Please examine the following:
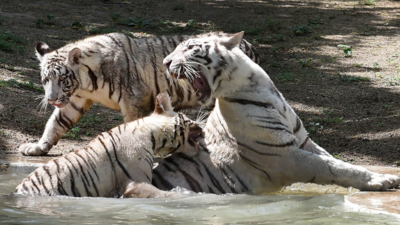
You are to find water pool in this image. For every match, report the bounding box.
[1,161,399,224]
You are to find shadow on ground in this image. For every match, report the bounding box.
[0,0,400,165]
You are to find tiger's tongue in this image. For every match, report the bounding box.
[193,76,205,94]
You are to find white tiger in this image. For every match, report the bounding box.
[152,32,400,193]
[19,32,258,156]
[14,92,204,197]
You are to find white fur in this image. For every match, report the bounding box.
[15,93,201,197]
[160,32,400,192]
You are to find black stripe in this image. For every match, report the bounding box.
[30,177,41,195]
[57,177,68,196]
[220,168,236,193]
[299,136,309,149]
[255,140,295,148]
[57,113,72,130]
[73,152,93,196]
[256,124,291,133]
[238,141,281,156]
[65,156,82,197]
[36,171,51,195]
[239,153,272,181]
[84,149,100,181]
[293,116,302,133]
[159,37,169,58]
[43,165,55,190]
[223,97,273,109]
[98,137,119,189]
[108,132,134,181]
[167,36,178,48]
[213,69,223,83]
[86,169,100,197]
[165,157,203,192]
[146,39,160,95]
[126,38,141,89]
[54,159,61,174]
[152,170,174,190]
[88,146,100,156]
[195,45,212,65]
[82,64,98,91]
[202,162,225,193]
[92,41,106,48]
[144,155,153,171]
[70,102,84,114]
[226,165,249,192]
[22,183,29,193]
[177,153,203,178]
[151,133,156,150]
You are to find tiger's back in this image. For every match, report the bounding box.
[15,92,204,197]
[20,32,259,156]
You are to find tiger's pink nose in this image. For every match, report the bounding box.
[163,60,171,69]
[47,99,57,104]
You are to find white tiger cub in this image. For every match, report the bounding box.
[156,31,400,192]
[19,32,258,156]
[14,92,204,197]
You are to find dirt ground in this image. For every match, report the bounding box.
[1,0,400,166]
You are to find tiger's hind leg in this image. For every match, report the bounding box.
[122,182,177,198]
[19,97,93,156]
[277,146,400,191]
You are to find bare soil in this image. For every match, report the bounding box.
[1,0,400,166]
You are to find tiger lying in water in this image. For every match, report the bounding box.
[14,92,204,197]
[19,32,258,156]
[152,32,400,193]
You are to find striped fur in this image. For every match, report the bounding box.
[19,32,259,156]
[153,32,400,193]
[14,92,204,197]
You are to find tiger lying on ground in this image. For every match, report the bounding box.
[152,31,400,193]
[14,92,204,197]
[19,32,258,156]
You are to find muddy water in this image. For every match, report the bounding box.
[0,162,399,224]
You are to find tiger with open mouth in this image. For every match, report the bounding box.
[152,32,400,193]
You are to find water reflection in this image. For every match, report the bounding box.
[1,169,399,224]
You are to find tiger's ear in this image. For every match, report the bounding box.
[68,48,82,65]
[220,31,244,50]
[35,42,52,62]
[154,92,175,115]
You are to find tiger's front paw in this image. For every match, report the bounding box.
[360,173,400,191]
[19,143,49,156]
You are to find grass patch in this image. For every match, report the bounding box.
[338,74,370,82]
[173,4,184,11]
[124,17,153,29]
[63,127,81,140]
[292,25,310,36]
[253,34,286,44]
[88,26,118,35]
[364,0,376,5]
[297,58,313,68]
[77,115,103,128]
[265,17,281,30]
[383,75,400,86]
[72,22,84,30]
[0,79,44,92]
[0,31,25,52]
[227,24,264,36]
[276,71,297,82]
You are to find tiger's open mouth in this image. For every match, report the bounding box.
[171,71,211,102]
